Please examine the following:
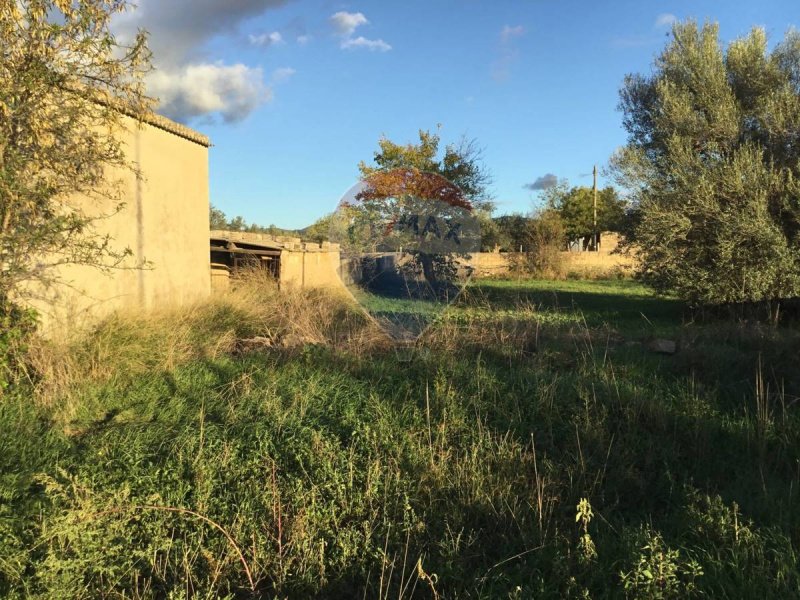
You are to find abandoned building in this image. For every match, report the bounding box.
[30,112,212,330]
[210,230,341,291]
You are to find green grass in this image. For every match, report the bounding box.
[464,278,686,335]
[2,279,799,598]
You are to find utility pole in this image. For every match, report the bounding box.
[592,164,598,251]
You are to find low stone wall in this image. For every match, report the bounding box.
[340,244,635,283]
[468,233,636,278]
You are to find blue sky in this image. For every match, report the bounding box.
[118,0,798,229]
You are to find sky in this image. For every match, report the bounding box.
[115,0,798,230]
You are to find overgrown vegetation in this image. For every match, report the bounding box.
[2,278,799,598]
[614,21,800,311]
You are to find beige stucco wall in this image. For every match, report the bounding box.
[279,247,342,289]
[29,114,211,331]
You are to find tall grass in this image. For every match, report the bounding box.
[1,278,799,598]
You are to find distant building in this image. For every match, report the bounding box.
[209,230,342,291]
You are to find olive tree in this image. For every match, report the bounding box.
[612,21,800,314]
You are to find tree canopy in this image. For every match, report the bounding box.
[358,128,495,250]
[543,183,627,245]
[358,129,492,208]
[613,21,800,309]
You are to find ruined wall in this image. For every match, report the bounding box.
[279,244,342,290]
[29,113,211,331]
[208,231,342,291]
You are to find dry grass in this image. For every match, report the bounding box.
[27,273,387,409]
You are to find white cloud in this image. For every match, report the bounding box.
[297,34,311,44]
[271,66,296,83]
[329,10,391,53]
[655,13,677,28]
[148,63,271,124]
[330,11,368,36]
[249,31,283,46]
[341,36,391,52]
[493,24,525,82]
[500,24,525,43]
[115,0,291,66]
[113,0,293,123]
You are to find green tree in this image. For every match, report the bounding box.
[545,185,627,248]
[359,129,492,206]
[302,213,334,244]
[209,205,228,230]
[494,214,530,251]
[358,128,495,249]
[612,21,800,312]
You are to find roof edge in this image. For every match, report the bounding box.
[139,112,211,147]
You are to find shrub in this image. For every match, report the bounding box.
[0,296,36,393]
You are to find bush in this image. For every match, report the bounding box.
[0,296,36,393]
[512,209,566,278]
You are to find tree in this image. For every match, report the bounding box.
[494,214,530,251]
[358,128,496,249]
[210,205,228,230]
[359,129,492,205]
[302,213,334,244]
[523,208,566,276]
[349,168,478,295]
[0,0,151,303]
[544,185,627,248]
[612,21,800,312]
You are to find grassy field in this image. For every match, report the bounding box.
[2,278,800,598]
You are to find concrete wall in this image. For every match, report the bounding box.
[279,246,342,290]
[29,114,211,331]
[207,231,342,291]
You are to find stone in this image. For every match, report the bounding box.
[235,336,274,354]
[648,338,677,354]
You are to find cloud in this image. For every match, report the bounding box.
[523,174,558,191]
[329,11,391,52]
[492,24,525,82]
[249,31,283,46]
[500,24,525,43]
[341,36,391,52]
[116,0,292,66]
[329,11,368,36]
[114,0,293,123]
[611,13,678,49]
[148,63,271,124]
[297,34,311,44]
[271,66,296,83]
[655,13,677,28]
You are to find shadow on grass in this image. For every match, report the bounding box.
[464,280,687,335]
